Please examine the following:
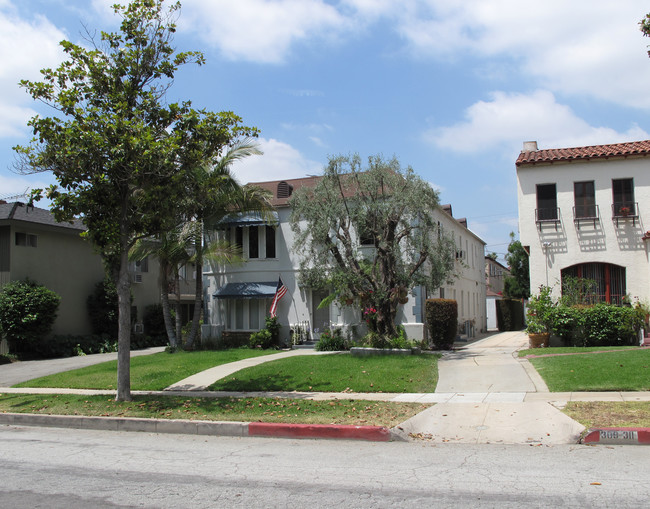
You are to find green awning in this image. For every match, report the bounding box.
[213,282,278,299]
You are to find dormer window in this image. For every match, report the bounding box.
[277,181,293,198]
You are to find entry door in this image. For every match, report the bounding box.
[311,291,330,339]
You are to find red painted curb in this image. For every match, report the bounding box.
[582,427,650,445]
[248,422,392,441]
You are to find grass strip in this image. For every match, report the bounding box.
[13,349,276,391]
[209,353,440,393]
[0,393,429,427]
[528,349,650,392]
[563,401,650,428]
[518,346,643,358]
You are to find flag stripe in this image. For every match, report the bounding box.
[269,277,287,318]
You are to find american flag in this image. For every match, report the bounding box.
[269,277,287,318]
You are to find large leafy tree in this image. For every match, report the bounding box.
[503,232,530,299]
[14,0,257,400]
[290,154,456,338]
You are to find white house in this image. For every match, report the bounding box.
[516,139,650,304]
[201,176,487,344]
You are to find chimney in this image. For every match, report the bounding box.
[522,141,538,152]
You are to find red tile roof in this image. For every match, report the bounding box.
[516,140,650,166]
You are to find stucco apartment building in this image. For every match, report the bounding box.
[0,201,161,336]
[516,139,650,304]
[201,176,487,344]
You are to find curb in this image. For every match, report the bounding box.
[581,427,650,445]
[0,413,396,442]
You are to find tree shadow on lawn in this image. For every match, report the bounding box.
[209,373,340,393]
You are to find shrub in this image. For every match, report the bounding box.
[143,304,166,339]
[496,299,525,331]
[551,303,643,347]
[525,286,555,334]
[250,329,274,349]
[425,299,457,350]
[315,328,348,351]
[86,277,118,337]
[0,279,60,356]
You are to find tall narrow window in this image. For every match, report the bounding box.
[574,181,596,218]
[612,178,634,216]
[265,226,276,259]
[248,226,259,259]
[536,184,557,221]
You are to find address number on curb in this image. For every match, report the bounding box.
[599,430,638,441]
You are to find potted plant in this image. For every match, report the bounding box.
[525,285,555,348]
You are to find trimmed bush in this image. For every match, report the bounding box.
[426,298,458,350]
[250,329,274,349]
[496,299,525,331]
[0,279,60,356]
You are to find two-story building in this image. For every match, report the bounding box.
[201,176,487,345]
[516,140,650,303]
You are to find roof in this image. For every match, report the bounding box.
[516,140,650,167]
[247,176,322,207]
[0,202,85,231]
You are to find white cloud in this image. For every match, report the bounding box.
[427,90,650,154]
[179,0,348,63]
[230,138,322,184]
[392,0,650,108]
[0,173,53,200]
[0,3,67,138]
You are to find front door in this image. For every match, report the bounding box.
[311,290,330,339]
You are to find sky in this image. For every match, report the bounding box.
[2,0,650,262]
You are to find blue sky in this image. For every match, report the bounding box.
[2,1,650,261]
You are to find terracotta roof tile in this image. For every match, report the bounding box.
[516,139,650,166]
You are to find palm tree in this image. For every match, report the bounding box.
[183,139,274,349]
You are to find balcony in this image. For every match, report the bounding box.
[573,204,599,230]
[535,207,560,230]
[612,201,639,227]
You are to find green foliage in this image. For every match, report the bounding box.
[86,277,119,338]
[250,329,274,349]
[290,154,456,338]
[503,232,530,299]
[495,299,525,331]
[264,316,281,344]
[525,286,555,334]
[425,299,458,350]
[551,304,643,347]
[12,334,118,360]
[0,279,60,355]
[143,304,167,339]
[560,276,598,306]
[315,328,349,351]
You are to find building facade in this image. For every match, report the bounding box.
[201,177,487,344]
[516,140,650,304]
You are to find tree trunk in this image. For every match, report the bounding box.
[174,271,182,346]
[185,233,203,350]
[116,237,132,402]
[159,261,177,348]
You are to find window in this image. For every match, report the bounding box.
[561,263,625,305]
[536,184,557,221]
[265,226,276,258]
[612,178,635,216]
[574,181,596,218]
[248,226,259,259]
[229,299,267,330]
[133,257,148,273]
[15,232,37,247]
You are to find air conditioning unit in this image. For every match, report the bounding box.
[133,274,143,283]
[133,323,144,334]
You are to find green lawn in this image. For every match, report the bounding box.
[527,348,650,392]
[209,353,440,393]
[519,346,641,357]
[13,349,276,391]
[0,393,429,427]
